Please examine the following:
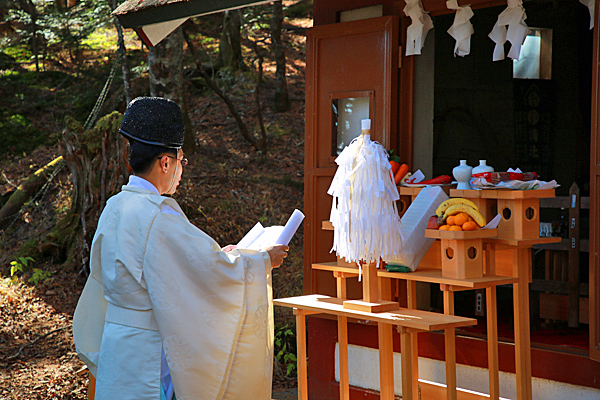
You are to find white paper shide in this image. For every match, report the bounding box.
[404,0,433,56]
[580,0,595,29]
[446,0,475,57]
[328,119,402,268]
[489,0,530,61]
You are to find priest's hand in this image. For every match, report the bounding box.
[264,244,289,268]
[222,244,237,252]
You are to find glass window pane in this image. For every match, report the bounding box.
[331,97,370,155]
[514,35,541,79]
[513,29,551,80]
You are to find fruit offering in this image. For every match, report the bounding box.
[428,198,486,231]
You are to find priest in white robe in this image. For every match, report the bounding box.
[72,97,289,400]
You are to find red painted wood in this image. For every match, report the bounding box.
[303,16,399,296]
[307,0,600,389]
[589,0,600,363]
[307,317,600,400]
[313,0,507,26]
[313,0,396,26]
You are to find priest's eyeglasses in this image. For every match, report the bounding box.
[158,155,188,166]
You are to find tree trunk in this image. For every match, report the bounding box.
[0,156,64,232]
[25,0,39,72]
[184,27,266,154]
[271,1,290,112]
[52,112,128,272]
[148,26,197,154]
[247,39,267,153]
[111,0,132,104]
[219,10,246,71]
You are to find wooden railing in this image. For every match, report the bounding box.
[532,182,590,327]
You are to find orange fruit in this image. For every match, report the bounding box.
[462,221,478,231]
[449,225,463,231]
[446,215,455,225]
[453,212,469,226]
[439,225,450,231]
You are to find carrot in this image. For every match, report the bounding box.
[394,163,409,185]
[390,160,400,175]
[416,175,452,184]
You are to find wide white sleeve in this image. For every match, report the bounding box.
[143,213,273,400]
[72,273,107,377]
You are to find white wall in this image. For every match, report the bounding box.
[334,344,600,399]
[412,28,435,179]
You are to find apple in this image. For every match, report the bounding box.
[427,215,443,230]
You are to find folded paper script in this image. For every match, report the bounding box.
[237,209,305,250]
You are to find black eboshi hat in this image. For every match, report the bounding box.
[119,97,184,149]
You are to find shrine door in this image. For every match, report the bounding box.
[303,16,402,295]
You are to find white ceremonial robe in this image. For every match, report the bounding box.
[73,184,274,400]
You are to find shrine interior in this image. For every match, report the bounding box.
[420,0,593,353]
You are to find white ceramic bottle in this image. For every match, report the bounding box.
[453,160,473,190]
[472,160,494,175]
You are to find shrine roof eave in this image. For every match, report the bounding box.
[112,0,272,29]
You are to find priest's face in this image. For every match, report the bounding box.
[164,148,185,195]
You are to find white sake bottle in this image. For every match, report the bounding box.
[472,160,494,174]
[453,160,473,190]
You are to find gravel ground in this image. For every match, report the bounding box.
[272,388,299,400]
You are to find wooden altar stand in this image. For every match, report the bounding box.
[276,188,560,400]
[274,279,477,400]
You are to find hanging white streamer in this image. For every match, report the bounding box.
[488,0,530,61]
[328,133,403,270]
[403,0,434,56]
[446,0,475,57]
[580,0,595,29]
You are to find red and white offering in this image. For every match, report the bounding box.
[471,167,559,190]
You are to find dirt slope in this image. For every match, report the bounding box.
[0,15,310,399]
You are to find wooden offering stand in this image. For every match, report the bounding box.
[275,189,560,400]
[480,189,555,240]
[447,188,497,222]
[425,228,498,279]
[275,222,478,400]
[445,188,561,400]
[276,261,478,400]
[341,260,400,313]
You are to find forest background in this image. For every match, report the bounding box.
[0,0,311,398]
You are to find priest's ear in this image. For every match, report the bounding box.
[157,154,172,173]
[128,140,176,174]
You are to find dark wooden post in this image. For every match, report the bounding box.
[568,182,580,328]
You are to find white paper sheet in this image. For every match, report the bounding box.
[236,222,267,249]
[405,169,425,184]
[580,0,595,29]
[237,209,304,250]
[275,209,305,246]
[495,180,559,190]
[403,0,433,56]
[488,0,530,61]
[483,214,501,229]
[446,0,475,57]
[538,180,559,190]
[390,186,448,271]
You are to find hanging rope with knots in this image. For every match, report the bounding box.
[83,48,121,130]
